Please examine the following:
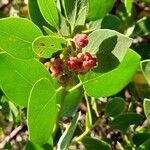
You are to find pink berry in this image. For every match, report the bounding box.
[51,58,63,67]
[73,34,88,48]
[67,58,80,71]
[50,66,60,77]
[82,58,97,70]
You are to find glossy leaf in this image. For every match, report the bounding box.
[57,112,80,150]
[109,113,143,132]
[37,0,59,29]
[106,97,125,117]
[88,0,115,20]
[81,137,111,150]
[79,49,140,98]
[0,17,42,59]
[28,78,57,145]
[32,36,67,58]
[0,53,51,106]
[141,60,150,85]
[144,99,150,122]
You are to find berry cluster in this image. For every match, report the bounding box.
[44,34,97,83]
[67,52,97,73]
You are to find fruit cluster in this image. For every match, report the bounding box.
[44,34,97,82]
[49,52,96,78]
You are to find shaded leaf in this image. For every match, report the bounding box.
[109,113,143,132]
[61,87,82,117]
[138,139,150,150]
[106,97,125,117]
[81,137,111,150]
[88,0,115,20]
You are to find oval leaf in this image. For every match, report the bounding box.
[106,97,125,117]
[81,137,111,150]
[88,0,115,20]
[0,53,51,106]
[28,78,57,145]
[32,36,67,58]
[109,113,143,132]
[79,49,140,98]
[37,0,59,29]
[0,17,42,59]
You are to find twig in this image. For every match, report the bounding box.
[0,123,26,149]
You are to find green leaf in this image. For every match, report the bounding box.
[28,0,52,33]
[57,112,80,150]
[0,53,51,106]
[28,78,57,145]
[32,36,67,58]
[88,0,115,20]
[132,18,150,37]
[144,99,150,122]
[79,49,140,98]
[83,29,132,72]
[37,0,59,29]
[26,141,45,150]
[106,97,125,117]
[125,0,133,15]
[141,60,150,85]
[75,6,87,27]
[81,137,111,150]
[138,139,150,150]
[62,0,87,31]
[0,17,42,59]
[133,132,150,147]
[109,113,143,132]
[101,14,121,31]
[61,87,82,117]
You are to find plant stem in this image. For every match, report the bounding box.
[56,86,64,93]
[68,82,82,93]
[74,115,105,142]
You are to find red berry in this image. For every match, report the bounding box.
[67,57,80,71]
[51,58,63,67]
[73,34,88,48]
[82,58,97,70]
[50,66,60,77]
